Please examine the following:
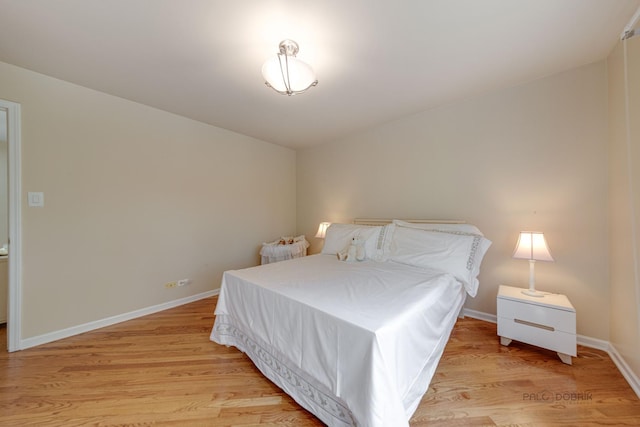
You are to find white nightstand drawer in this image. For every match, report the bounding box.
[497,315,576,356]
[497,285,577,364]
[497,298,576,334]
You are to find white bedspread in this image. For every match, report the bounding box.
[210,254,465,427]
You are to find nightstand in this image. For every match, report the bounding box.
[497,285,576,364]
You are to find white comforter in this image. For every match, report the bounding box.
[210,254,465,427]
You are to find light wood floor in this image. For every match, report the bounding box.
[1,296,639,426]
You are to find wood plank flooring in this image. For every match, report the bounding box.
[1,296,639,426]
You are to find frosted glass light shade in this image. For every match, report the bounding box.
[512,231,554,261]
[262,40,318,96]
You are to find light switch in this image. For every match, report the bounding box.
[28,192,44,207]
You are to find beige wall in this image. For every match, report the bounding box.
[297,61,609,340]
[608,36,640,378]
[0,61,297,339]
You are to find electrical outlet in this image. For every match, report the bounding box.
[177,279,191,287]
[165,281,177,289]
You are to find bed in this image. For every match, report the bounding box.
[210,219,491,426]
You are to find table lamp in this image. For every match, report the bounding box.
[512,231,554,297]
[315,222,330,239]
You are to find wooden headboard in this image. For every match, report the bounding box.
[353,218,465,227]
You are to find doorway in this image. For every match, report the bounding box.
[0,109,7,340]
[0,99,21,352]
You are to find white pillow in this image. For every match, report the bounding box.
[389,226,491,297]
[392,219,484,236]
[322,224,382,259]
[372,223,395,261]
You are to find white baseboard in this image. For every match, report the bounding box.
[463,308,640,399]
[608,342,640,398]
[576,333,609,351]
[19,289,219,350]
[462,308,496,323]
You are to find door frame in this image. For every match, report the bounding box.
[1,99,22,352]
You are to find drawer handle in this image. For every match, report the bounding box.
[514,318,555,332]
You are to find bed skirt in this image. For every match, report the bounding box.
[212,315,356,427]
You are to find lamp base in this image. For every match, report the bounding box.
[522,289,545,298]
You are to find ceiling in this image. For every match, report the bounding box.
[0,0,638,150]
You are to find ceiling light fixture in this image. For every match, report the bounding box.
[262,40,318,96]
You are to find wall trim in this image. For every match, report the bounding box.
[0,99,22,352]
[608,342,640,398]
[576,333,609,351]
[462,308,496,323]
[463,308,640,398]
[20,289,219,350]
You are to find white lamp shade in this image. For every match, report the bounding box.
[315,222,331,239]
[262,55,317,94]
[512,231,554,261]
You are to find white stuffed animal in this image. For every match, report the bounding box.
[338,236,366,262]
